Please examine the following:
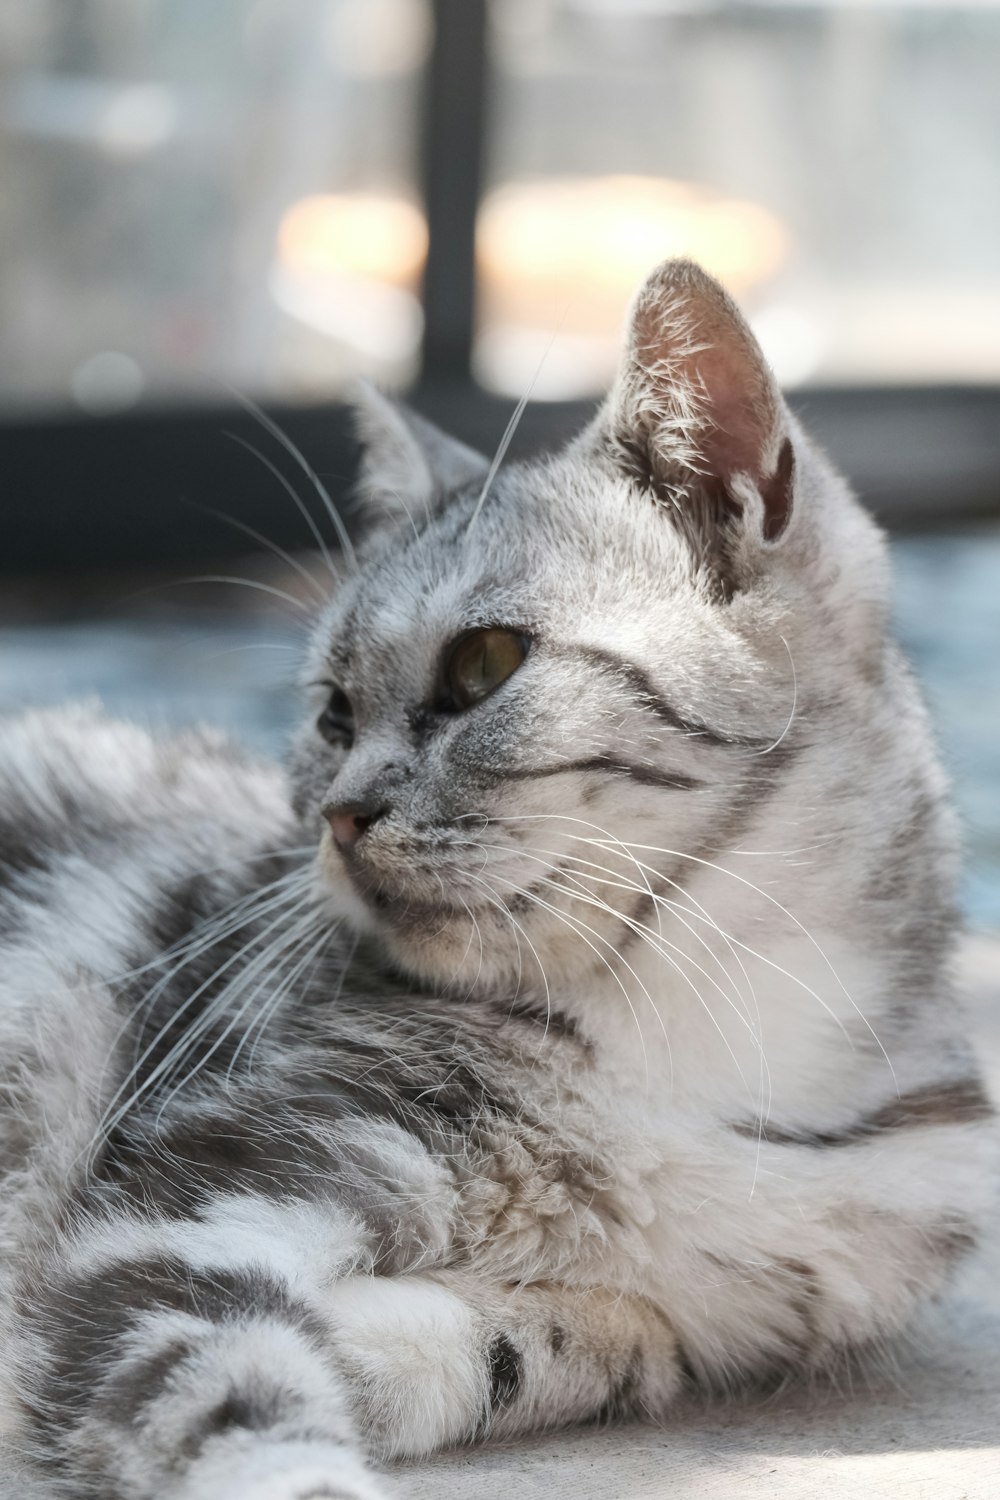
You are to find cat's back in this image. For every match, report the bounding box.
[0,701,296,1037]
[0,705,295,1265]
[0,703,291,902]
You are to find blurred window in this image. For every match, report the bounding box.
[0,0,431,413]
[479,0,1000,397]
[1,0,999,415]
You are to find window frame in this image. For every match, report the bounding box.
[3,0,998,579]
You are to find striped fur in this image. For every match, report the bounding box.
[0,261,995,1500]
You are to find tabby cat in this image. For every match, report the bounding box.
[0,260,994,1500]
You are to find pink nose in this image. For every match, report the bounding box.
[324,808,376,849]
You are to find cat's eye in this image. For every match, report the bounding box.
[444,628,530,711]
[317,687,354,747]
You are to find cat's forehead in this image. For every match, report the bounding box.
[319,452,702,684]
[320,488,533,677]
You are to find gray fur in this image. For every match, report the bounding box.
[0,260,995,1500]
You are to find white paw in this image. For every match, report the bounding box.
[233,1466,384,1500]
[174,1439,388,1500]
[324,1276,488,1459]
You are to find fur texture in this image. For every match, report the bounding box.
[0,261,994,1500]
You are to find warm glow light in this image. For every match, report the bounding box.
[271,193,428,381]
[277,194,428,288]
[475,175,790,396]
[322,0,432,78]
[478,174,788,314]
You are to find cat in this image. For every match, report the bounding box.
[0,259,994,1500]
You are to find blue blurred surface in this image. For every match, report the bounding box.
[0,616,307,755]
[2,530,998,929]
[893,531,1000,931]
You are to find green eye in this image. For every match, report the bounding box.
[445,628,530,710]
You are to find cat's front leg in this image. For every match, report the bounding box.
[8,1199,388,1500]
[325,1271,685,1459]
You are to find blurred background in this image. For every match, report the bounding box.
[1,0,998,927]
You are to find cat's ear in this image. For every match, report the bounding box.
[600,258,794,553]
[351,384,488,522]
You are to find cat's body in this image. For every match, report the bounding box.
[0,262,994,1500]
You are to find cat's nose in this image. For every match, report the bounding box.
[323,803,386,850]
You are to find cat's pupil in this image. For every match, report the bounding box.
[446,628,529,711]
[318,687,354,747]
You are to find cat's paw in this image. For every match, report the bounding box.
[231,1471,385,1500]
[174,1439,388,1500]
[324,1275,488,1459]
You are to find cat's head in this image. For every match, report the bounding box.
[290,259,888,997]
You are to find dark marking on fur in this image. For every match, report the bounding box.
[674,1336,699,1386]
[393,1060,523,1132]
[705,1252,822,1382]
[595,1344,643,1425]
[733,1075,994,1149]
[0,812,102,941]
[777,1256,821,1354]
[295,1490,360,1500]
[279,1014,540,1163]
[0,821,54,885]
[31,1256,330,1425]
[509,756,704,792]
[548,1324,567,1356]
[192,1386,289,1447]
[486,1333,522,1411]
[99,1109,341,1218]
[295,1492,360,1500]
[142,874,218,969]
[751,1256,824,1383]
[868,1077,994,1130]
[115,863,310,1103]
[502,999,588,1048]
[923,1223,979,1263]
[761,436,794,542]
[406,704,439,743]
[97,1334,197,1425]
[555,642,766,748]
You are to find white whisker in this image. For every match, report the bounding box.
[526,866,761,1107]
[464,872,546,1023]
[226,389,358,570]
[224,429,338,580]
[151,903,325,1120]
[159,573,311,614]
[755,635,797,756]
[186,487,329,604]
[486,870,657,1087]
[599,836,894,1076]
[467,332,557,529]
[87,881,317,1163]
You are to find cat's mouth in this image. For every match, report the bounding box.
[320,824,564,931]
[359,874,466,923]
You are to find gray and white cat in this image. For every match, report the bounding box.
[0,260,994,1500]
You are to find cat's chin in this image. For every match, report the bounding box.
[375,918,509,999]
[315,839,492,985]
[324,868,514,995]
[362,888,500,991]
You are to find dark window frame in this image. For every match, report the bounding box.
[3,0,998,579]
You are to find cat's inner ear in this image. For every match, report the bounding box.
[351,385,489,522]
[604,259,794,545]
